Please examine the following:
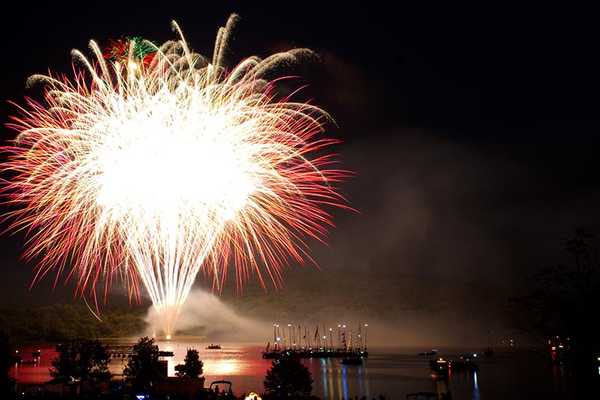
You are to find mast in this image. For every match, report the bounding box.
[358,323,362,350]
[329,327,334,350]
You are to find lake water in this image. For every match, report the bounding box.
[10,341,579,399]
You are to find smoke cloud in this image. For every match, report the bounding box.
[144,289,270,342]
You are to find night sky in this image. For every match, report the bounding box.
[1,2,599,343]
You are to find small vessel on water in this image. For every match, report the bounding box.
[341,356,363,365]
[418,349,438,356]
[430,354,479,375]
[406,393,438,400]
[206,344,222,350]
[429,357,450,378]
[451,354,479,372]
[158,350,174,357]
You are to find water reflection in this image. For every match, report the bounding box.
[472,371,480,400]
[10,344,581,399]
[341,366,349,399]
[154,341,258,381]
[209,359,241,375]
[320,359,327,399]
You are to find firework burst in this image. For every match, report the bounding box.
[1,14,348,336]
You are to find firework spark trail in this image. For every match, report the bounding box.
[1,14,349,336]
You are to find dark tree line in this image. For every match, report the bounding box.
[0,304,146,343]
[512,228,600,378]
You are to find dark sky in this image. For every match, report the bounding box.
[1,1,599,341]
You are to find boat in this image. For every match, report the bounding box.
[429,357,449,377]
[406,393,438,400]
[32,349,41,357]
[158,350,174,357]
[451,354,479,372]
[263,322,370,359]
[262,348,368,359]
[341,356,363,365]
[209,380,233,395]
[418,349,438,356]
[206,344,222,350]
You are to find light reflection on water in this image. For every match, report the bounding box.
[10,343,579,399]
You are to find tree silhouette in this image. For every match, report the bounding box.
[124,337,163,391]
[0,332,17,399]
[50,340,111,394]
[264,356,312,398]
[51,340,109,380]
[511,228,600,383]
[175,348,203,378]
